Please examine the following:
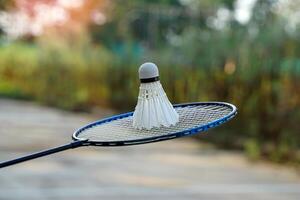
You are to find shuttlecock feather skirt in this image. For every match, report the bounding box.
[133,81,179,130]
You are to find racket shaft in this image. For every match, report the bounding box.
[0,141,83,169]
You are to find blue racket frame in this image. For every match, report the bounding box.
[0,102,237,168]
[73,102,237,146]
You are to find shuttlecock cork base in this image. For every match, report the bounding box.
[133,62,179,130]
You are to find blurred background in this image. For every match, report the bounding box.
[0,0,300,199]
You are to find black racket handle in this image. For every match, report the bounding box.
[0,140,84,169]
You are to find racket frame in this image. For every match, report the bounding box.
[0,102,237,168]
[73,102,237,147]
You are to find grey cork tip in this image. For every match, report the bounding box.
[139,62,159,79]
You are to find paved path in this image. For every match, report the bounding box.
[0,99,300,200]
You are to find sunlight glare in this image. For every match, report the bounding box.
[234,0,257,24]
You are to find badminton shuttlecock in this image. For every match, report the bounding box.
[133,62,179,130]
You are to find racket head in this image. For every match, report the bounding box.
[73,102,237,146]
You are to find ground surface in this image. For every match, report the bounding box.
[0,99,300,200]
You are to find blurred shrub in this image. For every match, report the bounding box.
[0,43,37,99]
[0,38,299,164]
[244,139,261,161]
[0,41,115,111]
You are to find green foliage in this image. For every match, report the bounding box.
[244,139,261,161]
[0,39,299,164]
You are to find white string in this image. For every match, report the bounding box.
[78,104,233,142]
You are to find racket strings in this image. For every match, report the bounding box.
[77,104,232,142]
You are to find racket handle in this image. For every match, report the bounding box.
[0,140,84,169]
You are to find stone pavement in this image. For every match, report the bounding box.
[0,99,300,200]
